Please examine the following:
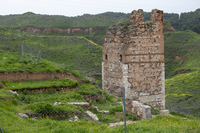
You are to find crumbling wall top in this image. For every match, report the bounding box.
[150,9,163,22]
[130,9,163,22]
[130,9,144,22]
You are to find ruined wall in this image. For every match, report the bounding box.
[102,9,165,109]
[0,72,85,83]
[102,26,125,97]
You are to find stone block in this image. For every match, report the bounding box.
[159,110,169,115]
[142,105,151,119]
[130,100,151,120]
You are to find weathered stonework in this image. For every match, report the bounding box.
[102,9,165,111]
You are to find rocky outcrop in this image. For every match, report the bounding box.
[15,27,94,35]
[25,27,41,33]
[164,23,176,31]
[43,27,70,34]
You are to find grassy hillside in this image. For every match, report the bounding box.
[0,29,102,76]
[164,30,200,78]
[1,9,199,34]
[0,61,199,133]
[165,71,200,114]
[0,31,199,133]
[0,104,199,133]
[0,12,128,29]
[0,50,127,132]
[164,30,200,114]
[0,20,200,117]
[0,50,69,73]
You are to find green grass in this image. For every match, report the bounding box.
[0,50,63,73]
[78,83,102,95]
[164,30,200,114]
[165,71,200,113]
[0,29,102,76]
[0,81,127,129]
[0,15,200,132]
[164,30,200,78]
[0,105,199,133]
[0,78,78,90]
[1,86,199,132]
[0,50,83,80]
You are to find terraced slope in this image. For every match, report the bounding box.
[0,28,200,115]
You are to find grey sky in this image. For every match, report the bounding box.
[1,0,199,16]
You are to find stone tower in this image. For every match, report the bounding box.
[102,9,165,110]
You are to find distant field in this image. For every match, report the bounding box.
[0,29,102,76]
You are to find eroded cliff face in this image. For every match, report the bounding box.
[164,23,176,31]
[15,27,94,35]
[0,71,85,83]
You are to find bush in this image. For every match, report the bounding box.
[109,105,123,114]
[126,112,139,121]
[29,103,65,115]
[151,106,160,115]
[170,111,186,117]
[17,95,31,104]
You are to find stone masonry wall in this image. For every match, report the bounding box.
[102,9,165,110]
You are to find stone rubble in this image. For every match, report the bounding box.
[94,106,109,115]
[8,90,19,95]
[109,121,135,128]
[18,113,29,118]
[67,102,91,110]
[54,102,62,106]
[86,110,99,121]
[69,116,80,122]
[159,110,170,115]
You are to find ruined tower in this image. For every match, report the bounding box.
[102,9,165,110]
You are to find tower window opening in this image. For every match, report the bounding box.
[120,55,122,62]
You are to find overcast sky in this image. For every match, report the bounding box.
[1,0,199,16]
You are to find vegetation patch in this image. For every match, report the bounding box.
[0,29,102,76]
[1,78,79,90]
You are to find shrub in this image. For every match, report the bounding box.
[170,111,186,117]
[151,106,160,115]
[29,103,65,115]
[126,112,139,121]
[109,105,123,114]
[0,83,5,89]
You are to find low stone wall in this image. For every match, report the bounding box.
[0,71,85,83]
